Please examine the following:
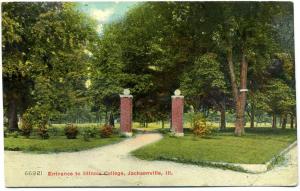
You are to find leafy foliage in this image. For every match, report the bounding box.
[192,113,212,137]
[64,123,79,139]
[20,115,33,138]
[2,2,295,134]
[2,2,97,131]
[37,127,50,139]
[99,124,113,138]
[82,128,97,141]
[21,105,49,135]
[181,53,227,111]
[263,79,296,115]
[12,132,19,138]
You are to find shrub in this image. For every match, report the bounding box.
[12,131,19,138]
[20,114,33,138]
[99,124,113,138]
[64,123,79,139]
[158,128,170,135]
[119,134,127,138]
[37,127,50,139]
[192,113,212,137]
[4,129,8,138]
[82,130,91,142]
[112,127,120,135]
[21,106,50,138]
[48,127,59,136]
[82,128,97,141]
[89,127,97,138]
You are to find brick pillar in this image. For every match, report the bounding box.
[120,89,133,137]
[171,89,184,136]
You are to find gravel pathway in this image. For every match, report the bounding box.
[5,133,298,187]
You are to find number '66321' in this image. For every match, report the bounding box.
[25,171,42,176]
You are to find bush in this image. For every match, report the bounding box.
[82,128,97,141]
[99,124,113,138]
[83,133,90,141]
[112,127,120,135]
[192,113,212,137]
[89,127,97,138]
[48,127,59,136]
[119,134,127,138]
[21,105,50,138]
[158,128,170,135]
[4,129,8,138]
[12,131,19,138]
[82,130,91,142]
[37,127,50,139]
[20,114,33,138]
[64,123,79,139]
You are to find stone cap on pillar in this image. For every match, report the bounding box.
[171,89,184,99]
[120,88,133,98]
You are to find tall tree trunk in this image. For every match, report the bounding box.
[235,53,248,136]
[227,48,239,102]
[227,48,248,136]
[8,98,19,132]
[98,111,101,124]
[161,120,164,129]
[281,114,287,129]
[109,112,114,127]
[272,113,277,128]
[250,106,255,128]
[290,114,294,129]
[279,116,282,127]
[220,106,226,130]
[105,108,108,124]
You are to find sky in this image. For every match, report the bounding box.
[77,2,140,34]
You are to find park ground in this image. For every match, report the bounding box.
[4,122,298,186]
[4,123,296,161]
[5,133,297,187]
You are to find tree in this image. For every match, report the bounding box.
[93,2,294,135]
[180,53,228,129]
[208,2,293,135]
[2,2,60,131]
[90,3,177,124]
[261,79,295,129]
[2,2,98,131]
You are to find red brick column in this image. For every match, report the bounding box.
[120,93,133,137]
[171,90,184,136]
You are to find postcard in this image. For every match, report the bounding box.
[2,1,297,187]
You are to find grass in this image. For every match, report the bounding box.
[3,122,144,153]
[51,121,277,132]
[4,134,124,153]
[131,128,297,165]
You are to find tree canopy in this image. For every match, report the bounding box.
[2,2,295,135]
[2,2,98,130]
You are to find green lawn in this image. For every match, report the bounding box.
[51,121,277,131]
[4,135,124,153]
[132,128,297,165]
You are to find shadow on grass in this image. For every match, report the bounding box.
[217,127,296,135]
[157,127,296,138]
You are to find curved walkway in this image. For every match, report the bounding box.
[5,133,298,187]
